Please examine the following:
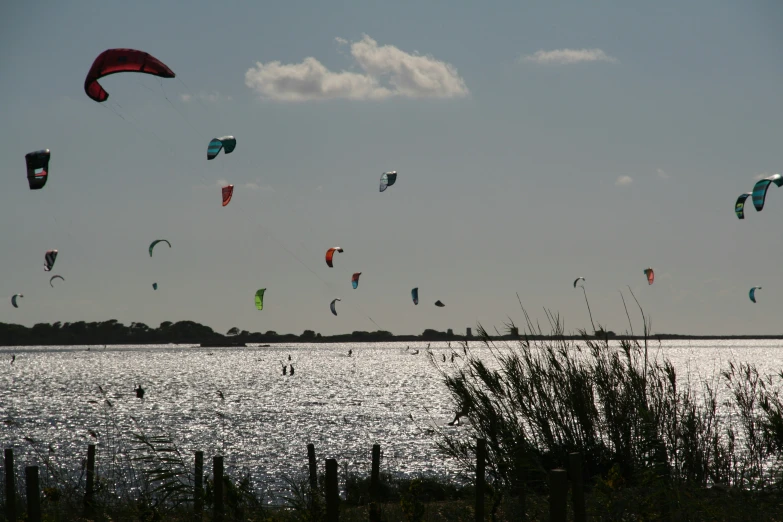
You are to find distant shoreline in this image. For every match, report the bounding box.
[1,319,782,347]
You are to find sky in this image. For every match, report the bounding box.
[1,0,782,337]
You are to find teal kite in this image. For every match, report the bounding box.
[379,171,397,192]
[207,136,237,160]
[411,287,418,305]
[735,193,752,219]
[11,294,23,308]
[752,174,783,212]
[749,286,762,303]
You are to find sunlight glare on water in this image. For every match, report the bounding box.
[1,339,782,495]
[0,342,466,493]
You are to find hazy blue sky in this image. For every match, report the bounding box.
[2,0,782,336]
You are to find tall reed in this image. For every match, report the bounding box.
[434,296,783,518]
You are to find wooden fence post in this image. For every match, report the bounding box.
[4,448,16,522]
[194,451,203,521]
[307,444,318,515]
[213,456,224,522]
[25,466,41,522]
[307,443,317,491]
[548,468,567,522]
[84,444,96,517]
[325,458,339,522]
[369,444,381,522]
[476,438,486,522]
[569,452,585,522]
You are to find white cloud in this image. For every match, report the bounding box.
[192,180,224,190]
[615,176,633,186]
[180,91,232,103]
[656,168,669,179]
[244,182,274,192]
[334,37,348,45]
[244,34,469,102]
[521,48,618,65]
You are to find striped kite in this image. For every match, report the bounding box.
[44,250,58,272]
[735,193,752,219]
[351,272,361,289]
[752,174,783,212]
[207,136,237,160]
[84,49,175,103]
[643,268,654,286]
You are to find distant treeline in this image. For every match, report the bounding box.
[0,320,472,346]
[0,320,781,346]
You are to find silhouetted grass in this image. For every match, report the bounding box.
[430,292,783,520]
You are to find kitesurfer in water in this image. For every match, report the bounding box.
[289,364,295,376]
[135,385,145,399]
[448,379,470,426]
[288,354,291,361]
[282,364,287,376]
[348,349,353,357]
[10,355,15,365]
[448,401,470,426]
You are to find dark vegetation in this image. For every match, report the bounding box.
[431,291,783,520]
[0,320,469,346]
[2,319,783,347]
